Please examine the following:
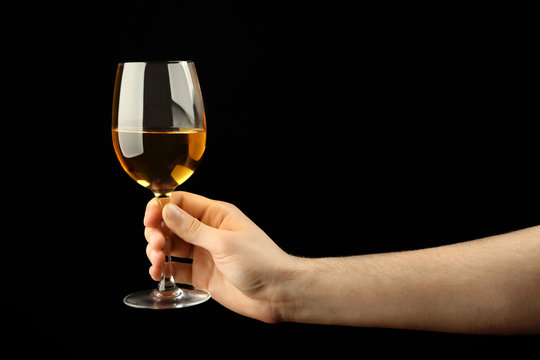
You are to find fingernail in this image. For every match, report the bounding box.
[164,203,183,221]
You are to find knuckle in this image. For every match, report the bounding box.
[144,227,152,242]
[214,201,241,219]
[218,201,238,213]
[185,217,201,235]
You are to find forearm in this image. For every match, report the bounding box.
[275,226,540,334]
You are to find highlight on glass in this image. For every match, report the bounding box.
[112,60,210,309]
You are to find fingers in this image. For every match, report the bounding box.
[146,238,194,284]
[162,203,221,251]
[149,261,192,283]
[145,192,228,283]
[169,191,215,221]
[170,191,250,231]
[145,226,193,258]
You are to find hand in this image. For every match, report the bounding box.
[144,192,540,333]
[144,191,294,323]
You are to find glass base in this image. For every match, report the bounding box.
[123,286,211,309]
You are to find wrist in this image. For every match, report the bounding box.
[270,255,372,326]
[269,255,315,323]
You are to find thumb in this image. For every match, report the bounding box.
[162,203,217,251]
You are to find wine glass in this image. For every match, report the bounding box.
[112,60,210,309]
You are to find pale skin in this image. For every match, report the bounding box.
[144,191,540,334]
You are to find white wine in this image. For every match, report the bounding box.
[112,128,206,196]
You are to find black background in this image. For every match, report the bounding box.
[18,0,539,356]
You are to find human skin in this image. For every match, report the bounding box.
[144,191,540,334]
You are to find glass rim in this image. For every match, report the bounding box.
[118,60,194,65]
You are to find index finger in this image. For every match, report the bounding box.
[143,198,162,227]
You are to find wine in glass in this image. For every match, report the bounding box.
[112,60,210,309]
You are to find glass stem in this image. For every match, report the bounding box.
[155,196,180,293]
